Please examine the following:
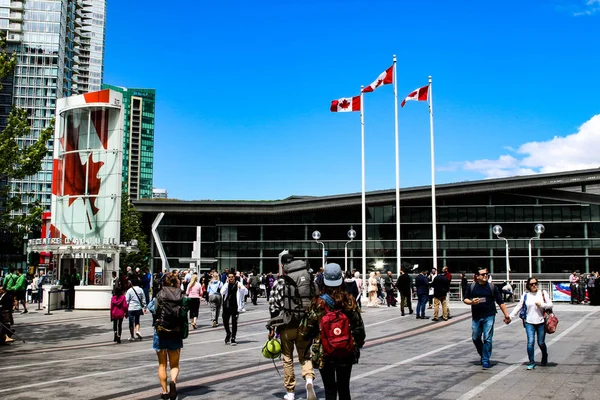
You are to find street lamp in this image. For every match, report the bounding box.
[492,225,510,283]
[528,224,545,276]
[344,229,356,272]
[312,230,325,269]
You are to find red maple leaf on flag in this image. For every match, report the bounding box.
[339,99,351,109]
[61,116,104,215]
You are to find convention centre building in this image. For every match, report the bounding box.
[134,169,600,277]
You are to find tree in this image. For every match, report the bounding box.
[120,189,151,272]
[0,34,53,260]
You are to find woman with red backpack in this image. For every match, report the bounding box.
[300,263,365,400]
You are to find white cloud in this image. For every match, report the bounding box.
[573,0,600,16]
[452,114,600,179]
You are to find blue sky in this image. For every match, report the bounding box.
[104,0,600,200]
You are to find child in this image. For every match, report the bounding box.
[110,287,128,344]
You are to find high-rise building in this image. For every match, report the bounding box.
[102,84,156,200]
[0,0,106,214]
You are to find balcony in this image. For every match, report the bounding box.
[10,2,24,11]
[6,33,21,42]
[8,23,22,32]
[9,13,23,21]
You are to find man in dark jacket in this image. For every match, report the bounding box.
[431,273,449,321]
[384,270,396,307]
[414,268,430,319]
[396,267,413,316]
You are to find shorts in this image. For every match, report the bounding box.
[128,309,143,326]
[153,331,183,352]
[15,290,26,301]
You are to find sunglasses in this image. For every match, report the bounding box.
[478,273,489,276]
[530,282,538,286]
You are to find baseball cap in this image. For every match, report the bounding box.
[281,253,294,264]
[324,263,343,287]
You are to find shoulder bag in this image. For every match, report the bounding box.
[542,291,558,334]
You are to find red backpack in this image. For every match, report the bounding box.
[319,294,355,357]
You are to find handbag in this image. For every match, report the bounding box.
[542,291,558,334]
[519,293,528,320]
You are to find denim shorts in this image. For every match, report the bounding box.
[152,331,183,352]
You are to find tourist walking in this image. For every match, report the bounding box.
[267,253,318,400]
[153,272,188,400]
[415,268,430,319]
[395,267,413,316]
[220,270,248,345]
[125,278,147,341]
[207,272,223,327]
[367,272,379,307]
[110,287,128,344]
[509,276,552,369]
[300,263,365,400]
[186,274,202,330]
[463,267,511,370]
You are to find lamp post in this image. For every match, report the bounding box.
[312,230,325,269]
[492,225,510,283]
[528,224,545,277]
[344,229,356,272]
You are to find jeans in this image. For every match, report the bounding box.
[525,322,547,364]
[209,293,222,323]
[319,363,353,400]
[222,308,238,340]
[472,315,495,364]
[416,294,428,317]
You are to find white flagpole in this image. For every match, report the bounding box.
[428,75,438,272]
[393,55,401,301]
[360,86,367,299]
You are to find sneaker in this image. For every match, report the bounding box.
[116,336,121,344]
[541,356,548,366]
[230,339,237,346]
[482,362,490,370]
[225,334,231,345]
[409,309,414,314]
[306,380,317,400]
[421,316,430,319]
[169,381,177,400]
[21,310,28,314]
[401,312,405,316]
[527,363,536,370]
[135,331,143,340]
[431,318,439,322]
[128,337,135,342]
[283,393,295,400]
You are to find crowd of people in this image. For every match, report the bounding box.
[3,260,598,399]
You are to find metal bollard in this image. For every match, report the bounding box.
[46,290,53,315]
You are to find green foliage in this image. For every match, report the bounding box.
[0,34,53,248]
[120,189,151,271]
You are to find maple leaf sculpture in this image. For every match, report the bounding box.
[61,115,104,215]
[339,99,351,109]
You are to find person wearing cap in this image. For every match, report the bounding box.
[268,253,318,400]
[300,263,365,400]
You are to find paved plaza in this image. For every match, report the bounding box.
[1,300,599,400]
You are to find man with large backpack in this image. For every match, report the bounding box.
[267,253,318,400]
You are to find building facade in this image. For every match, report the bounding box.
[152,188,167,199]
[102,84,155,200]
[134,169,600,277]
[1,0,106,214]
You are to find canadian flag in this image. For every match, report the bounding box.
[330,96,361,112]
[362,65,393,93]
[401,85,429,107]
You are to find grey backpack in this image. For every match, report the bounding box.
[281,260,317,324]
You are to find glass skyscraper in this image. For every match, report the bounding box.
[102,84,156,200]
[0,0,106,215]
